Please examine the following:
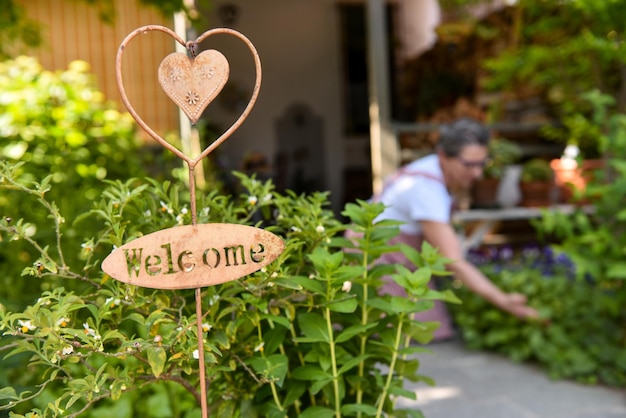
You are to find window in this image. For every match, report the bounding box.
[338,3,399,136]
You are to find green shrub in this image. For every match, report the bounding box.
[449,245,626,386]
[0,56,149,311]
[0,163,456,417]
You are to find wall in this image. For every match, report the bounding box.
[200,0,346,211]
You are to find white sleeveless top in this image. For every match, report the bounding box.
[375,154,452,236]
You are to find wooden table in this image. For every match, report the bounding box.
[453,204,591,255]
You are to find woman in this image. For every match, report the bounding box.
[375,118,538,340]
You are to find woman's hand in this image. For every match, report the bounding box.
[501,292,539,319]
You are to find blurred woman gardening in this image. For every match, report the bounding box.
[375,117,538,340]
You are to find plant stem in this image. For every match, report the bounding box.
[356,228,371,416]
[375,314,404,418]
[325,306,341,418]
[288,320,315,408]
[258,322,284,413]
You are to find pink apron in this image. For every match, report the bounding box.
[376,232,455,341]
[364,167,455,341]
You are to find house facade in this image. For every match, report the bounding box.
[19,0,442,212]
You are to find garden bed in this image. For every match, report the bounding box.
[447,244,626,387]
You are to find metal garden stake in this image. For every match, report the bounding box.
[104,25,284,418]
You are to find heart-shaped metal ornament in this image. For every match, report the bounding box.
[116,25,262,166]
[158,50,229,125]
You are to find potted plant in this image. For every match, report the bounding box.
[520,158,554,207]
[471,137,522,208]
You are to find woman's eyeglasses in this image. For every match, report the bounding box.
[457,156,490,169]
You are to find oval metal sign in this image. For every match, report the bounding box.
[102,223,285,289]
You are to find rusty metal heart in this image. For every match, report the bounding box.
[158,50,229,125]
[116,26,262,165]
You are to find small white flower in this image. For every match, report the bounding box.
[271,272,278,278]
[254,342,264,352]
[62,345,74,355]
[316,225,325,233]
[342,281,352,293]
[181,207,189,214]
[56,317,70,327]
[202,322,212,332]
[83,322,97,338]
[291,226,301,233]
[18,320,36,333]
[105,297,120,308]
[248,195,258,206]
[309,274,315,279]
[209,294,220,306]
[262,193,272,202]
[144,209,152,216]
[159,201,174,214]
[193,349,200,359]
[81,242,93,253]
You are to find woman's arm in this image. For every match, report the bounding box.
[420,220,538,319]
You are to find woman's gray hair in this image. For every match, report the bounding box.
[436,118,490,157]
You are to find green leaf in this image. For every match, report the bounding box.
[291,365,332,381]
[263,326,287,355]
[337,354,371,375]
[282,380,307,408]
[325,296,358,313]
[292,275,325,294]
[606,262,626,279]
[299,406,336,418]
[273,277,303,290]
[260,314,291,329]
[308,247,343,273]
[247,354,289,387]
[0,387,19,401]
[388,296,422,314]
[341,403,378,416]
[101,329,125,343]
[65,392,83,410]
[332,265,366,281]
[297,312,329,343]
[335,322,378,343]
[388,384,417,400]
[309,378,333,395]
[366,297,396,314]
[147,346,166,378]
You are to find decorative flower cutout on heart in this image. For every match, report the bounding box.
[200,64,215,80]
[170,67,183,82]
[186,90,200,105]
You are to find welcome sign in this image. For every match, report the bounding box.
[102,223,284,290]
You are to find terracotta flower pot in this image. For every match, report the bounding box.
[551,158,604,203]
[551,158,584,202]
[520,180,553,207]
[471,177,500,208]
